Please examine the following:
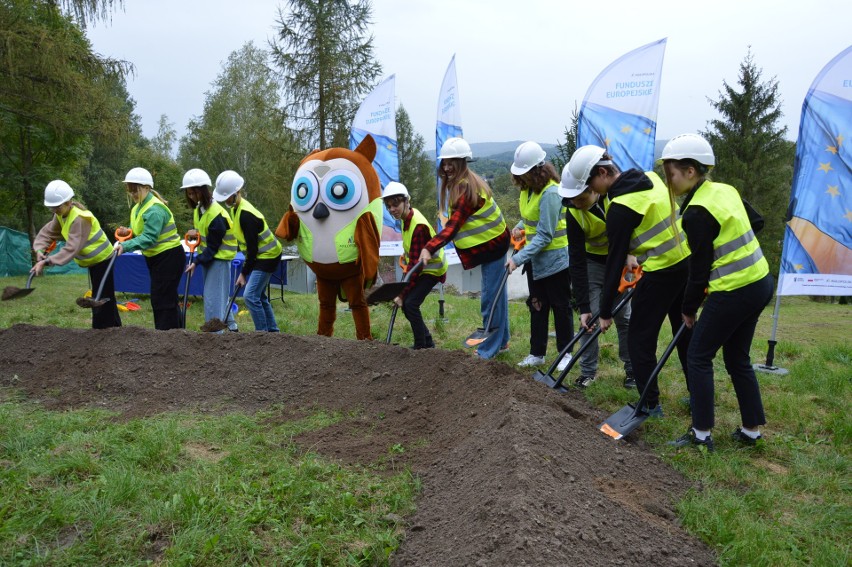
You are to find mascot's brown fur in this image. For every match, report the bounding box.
[275,136,381,340]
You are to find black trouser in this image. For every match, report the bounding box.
[145,246,184,330]
[88,257,121,329]
[628,264,692,408]
[526,266,574,357]
[402,274,440,348]
[688,273,773,430]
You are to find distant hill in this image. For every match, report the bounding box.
[427,141,558,161]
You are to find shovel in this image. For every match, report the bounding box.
[599,321,688,440]
[533,266,642,390]
[383,260,425,344]
[2,241,56,301]
[76,229,131,309]
[201,282,243,332]
[2,272,37,301]
[181,231,201,328]
[368,260,424,305]
[464,231,525,348]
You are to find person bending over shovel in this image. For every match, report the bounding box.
[661,134,772,452]
[382,182,447,349]
[31,180,121,329]
[214,170,283,332]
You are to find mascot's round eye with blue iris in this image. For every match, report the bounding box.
[322,171,363,211]
[291,173,319,212]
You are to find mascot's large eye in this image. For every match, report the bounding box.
[291,173,319,212]
[322,171,363,211]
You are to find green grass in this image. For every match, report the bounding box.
[0,399,416,565]
[1,273,850,565]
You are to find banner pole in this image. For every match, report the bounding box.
[754,275,789,376]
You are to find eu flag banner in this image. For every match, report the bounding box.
[778,46,852,296]
[436,55,463,264]
[350,75,402,256]
[578,38,667,172]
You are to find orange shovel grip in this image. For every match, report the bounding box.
[184,230,200,252]
[511,229,526,251]
[617,265,643,293]
[114,227,132,242]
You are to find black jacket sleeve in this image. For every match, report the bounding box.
[239,210,264,276]
[566,211,592,313]
[599,202,642,318]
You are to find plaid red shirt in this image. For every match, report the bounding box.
[424,192,510,270]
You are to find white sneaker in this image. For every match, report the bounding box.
[556,354,572,372]
[517,354,546,367]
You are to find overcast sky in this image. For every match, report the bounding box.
[86,0,851,149]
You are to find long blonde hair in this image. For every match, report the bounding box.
[439,158,492,212]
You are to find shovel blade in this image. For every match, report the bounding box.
[599,404,649,440]
[76,297,109,308]
[464,327,494,348]
[200,318,228,332]
[532,370,557,387]
[366,282,407,305]
[2,286,34,301]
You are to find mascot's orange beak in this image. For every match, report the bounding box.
[313,202,330,220]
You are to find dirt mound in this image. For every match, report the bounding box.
[0,325,715,565]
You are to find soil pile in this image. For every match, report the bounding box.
[0,325,715,566]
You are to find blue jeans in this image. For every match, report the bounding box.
[476,256,510,359]
[203,259,237,331]
[244,269,279,332]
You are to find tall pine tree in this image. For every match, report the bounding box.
[269,0,382,150]
[702,49,795,270]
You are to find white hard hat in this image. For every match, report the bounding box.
[123,167,154,187]
[213,170,244,202]
[382,181,410,200]
[659,134,715,166]
[181,168,212,189]
[566,145,609,193]
[438,137,473,161]
[510,141,547,175]
[558,164,586,199]
[44,180,74,207]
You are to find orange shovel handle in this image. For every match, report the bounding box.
[184,231,200,252]
[617,265,643,293]
[511,229,526,251]
[114,227,132,242]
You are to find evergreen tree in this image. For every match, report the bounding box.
[269,0,382,150]
[702,49,795,270]
[0,1,131,238]
[552,104,579,173]
[396,105,435,223]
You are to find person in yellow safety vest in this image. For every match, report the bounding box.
[560,170,635,389]
[382,182,447,349]
[214,170,283,332]
[31,180,122,329]
[505,142,574,372]
[183,168,239,331]
[419,137,511,359]
[661,134,773,453]
[564,145,692,417]
[114,167,185,330]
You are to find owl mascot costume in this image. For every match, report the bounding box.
[276,135,382,340]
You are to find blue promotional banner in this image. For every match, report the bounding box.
[350,75,402,256]
[778,46,852,296]
[578,38,667,172]
[436,55,463,264]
